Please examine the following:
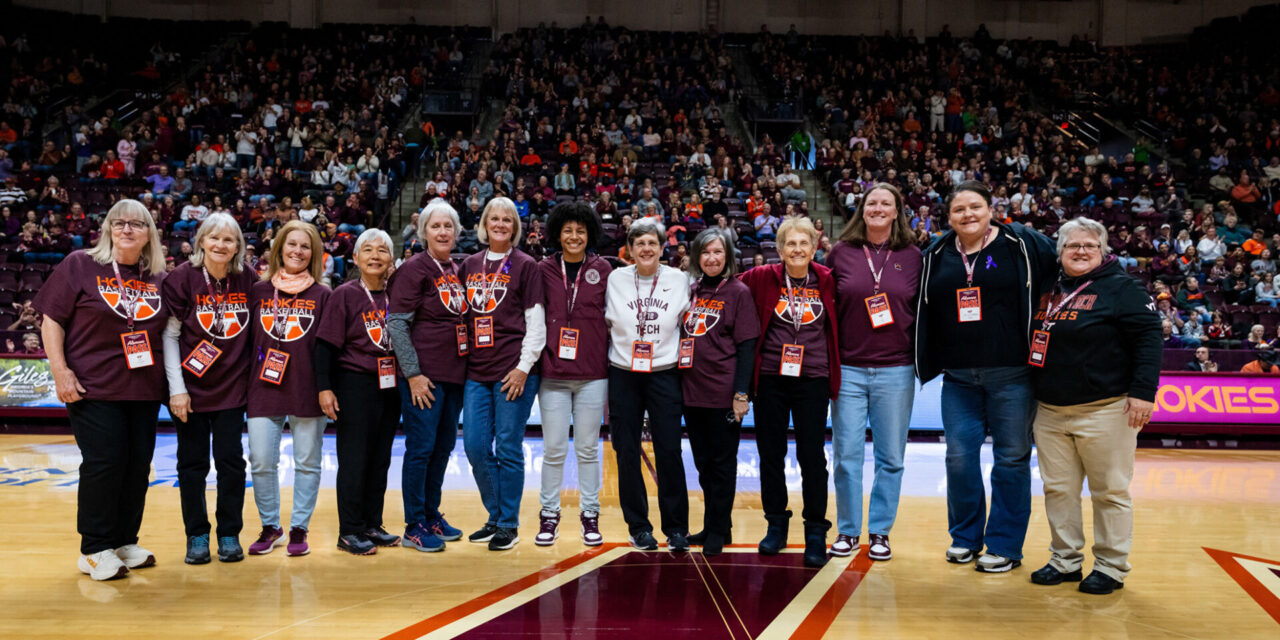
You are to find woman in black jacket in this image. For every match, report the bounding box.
[1027,217,1161,595]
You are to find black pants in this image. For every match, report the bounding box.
[334,369,402,535]
[608,366,688,537]
[175,406,247,538]
[755,375,831,528]
[683,405,741,536]
[67,400,160,554]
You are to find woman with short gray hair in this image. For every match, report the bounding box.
[680,228,759,556]
[1028,216,1162,595]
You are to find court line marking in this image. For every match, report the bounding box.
[1204,546,1280,626]
[696,551,754,638]
[755,550,859,640]
[688,550,741,640]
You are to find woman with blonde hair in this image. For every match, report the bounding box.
[36,199,168,580]
[245,220,330,558]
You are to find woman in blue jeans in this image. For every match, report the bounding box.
[460,197,546,551]
[826,183,922,562]
[387,201,469,552]
[915,181,1057,573]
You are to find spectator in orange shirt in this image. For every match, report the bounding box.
[558,133,578,158]
[747,189,766,219]
[1243,228,1267,255]
[520,147,542,166]
[1241,350,1278,373]
[101,150,126,180]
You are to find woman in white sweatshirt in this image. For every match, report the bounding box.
[603,217,692,552]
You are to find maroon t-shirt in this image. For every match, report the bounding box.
[826,241,923,367]
[460,249,544,383]
[759,271,830,378]
[247,279,330,418]
[162,261,256,412]
[34,251,168,401]
[681,278,760,407]
[387,252,468,385]
[538,254,612,380]
[317,279,393,374]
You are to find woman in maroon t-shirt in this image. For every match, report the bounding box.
[315,229,402,556]
[37,199,168,581]
[161,212,256,565]
[460,197,545,551]
[741,215,841,568]
[680,228,760,556]
[245,220,330,558]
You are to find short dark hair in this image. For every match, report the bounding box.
[546,201,603,251]
[946,180,992,209]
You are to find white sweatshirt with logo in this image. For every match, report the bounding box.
[604,264,691,371]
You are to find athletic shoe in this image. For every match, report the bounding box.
[185,535,211,565]
[427,514,463,542]
[868,534,892,561]
[338,534,377,556]
[534,510,560,546]
[286,527,310,557]
[975,552,1020,573]
[248,526,284,555]
[667,532,690,553]
[114,544,156,569]
[217,537,244,563]
[468,524,499,544]
[1031,563,1083,585]
[946,546,976,564]
[363,526,401,547]
[703,532,726,557]
[78,550,128,581]
[580,511,603,547]
[402,523,445,553]
[630,531,658,551]
[830,534,858,557]
[1078,570,1124,595]
[488,528,520,551]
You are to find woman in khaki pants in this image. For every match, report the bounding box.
[1028,218,1163,595]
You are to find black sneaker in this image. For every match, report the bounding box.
[1078,570,1124,594]
[217,536,244,563]
[363,526,401,547]
[185,534,211,565]
[1031,563,1083,585]
[488,528,520,551]
[468,524,499,544]
[338,534,377,556]
[667,532,690,553]
[629,531,658,551]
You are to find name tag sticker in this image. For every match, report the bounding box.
[864,293,894,328]
[120,331,154,369]
[780,344,804,377]
[558,327,579,360]
[631,341,653,372]
[182,340,223,377]
[258,348,289,385]
[957,287,982,322]
[1029,329,1050,368]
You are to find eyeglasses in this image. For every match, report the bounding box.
[1064,242,1101,253]
[110,219,149,231]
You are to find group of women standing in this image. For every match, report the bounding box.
[43,181,1161,597]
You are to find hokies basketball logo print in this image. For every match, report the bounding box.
[466,272,511,313]
[362,309,388,348]
[435,274,468,314]
[195,292,249,339]
[96,276,162,321]
[774,284,823,325]
[684,297,725,336]
[258,297,318,342]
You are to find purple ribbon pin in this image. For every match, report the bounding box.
[985,256,996,269]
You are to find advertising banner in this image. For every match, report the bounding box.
[1152,372,1280,425]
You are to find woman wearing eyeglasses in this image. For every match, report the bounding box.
[37,200,169,581]
[1027,218,1161,595]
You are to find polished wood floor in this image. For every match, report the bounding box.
[1,434,1278,639]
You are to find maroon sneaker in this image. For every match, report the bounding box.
[247,526,283,556]
[868,534,892,561]
[580,511,603,547]
[534,510,560,546]
[286,527,310,557]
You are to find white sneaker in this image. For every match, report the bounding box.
[975,552,1021,573]
[114,544,156,569]
[946,546,976,564]
[829,534,858,557]
[78,550,129,581]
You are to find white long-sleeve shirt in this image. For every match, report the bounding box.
[604,264,691,371]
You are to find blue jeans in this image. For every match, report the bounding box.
[940,366,1036,559]
[247,415,325,531]
[174,219,198,234]
[463,375,539,529]
[338,223,366,236]
[831,365,915,538]
[399,380,463,526]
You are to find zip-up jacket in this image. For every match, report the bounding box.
[741,262,842,399]
[914,221,1058,383]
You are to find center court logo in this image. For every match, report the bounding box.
[96,276,162,321]
[774,285,822,324]
[258,298,318,342]
[195,292,249,339]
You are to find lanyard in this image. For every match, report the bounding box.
[784,272,810,339]
[1041,278,1094,331]
[360,279,390,351]
[429,255,466,316]
[560,255,593,323]
[112,260,140,331]
[478,250,512,311]
[634,267,661,341]
[861,244,892,294]
[202,266,228,334]
[271,287,301,344]
[955,227,996,287]
[684,276,726,334]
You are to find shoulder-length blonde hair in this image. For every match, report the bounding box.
[189,212,247,273]
[477,196,522,245]
[838,182,915,250]
[87,199,166,277]
[263,220,325,282]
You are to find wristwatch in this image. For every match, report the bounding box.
[733,392,750,402]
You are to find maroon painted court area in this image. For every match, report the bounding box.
[455,551,823,638]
